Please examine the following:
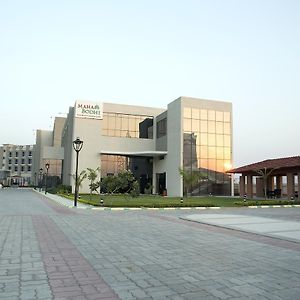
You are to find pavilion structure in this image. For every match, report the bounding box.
[227,156,300,199]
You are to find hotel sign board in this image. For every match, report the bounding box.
[75,101,103,120]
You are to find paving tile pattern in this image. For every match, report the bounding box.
[32,216,119,300]
[0,216,52,300]
[53,212,300,300]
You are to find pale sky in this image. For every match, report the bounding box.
[0,0,299,167]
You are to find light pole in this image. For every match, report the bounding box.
[39,168,43,192]
[45,163,50,194]
[34,172,37,190]
[73,137,83,207]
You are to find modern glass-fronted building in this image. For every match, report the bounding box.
[34,96,232,197]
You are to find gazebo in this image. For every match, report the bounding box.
[227,156,300,199]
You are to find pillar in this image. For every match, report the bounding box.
[287,173,295,199]
[275,176,283,197]
[246,175,253,198]
[239,175,245,197]
[256,177,264,198]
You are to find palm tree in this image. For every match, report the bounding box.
[71,170,87,196]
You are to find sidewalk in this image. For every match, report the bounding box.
[33,189,92,209]
[182,213,300,243]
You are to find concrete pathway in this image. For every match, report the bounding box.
[182,214,300,243]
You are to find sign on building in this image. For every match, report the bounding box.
[75,101,103,120]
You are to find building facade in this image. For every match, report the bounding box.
[32,117,65,188]
[58,96,233,197]
[0,144,34,186]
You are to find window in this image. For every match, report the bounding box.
[22,151,25,157]
[9,152,12,157]
[157,118,167,138]
[22,159,25,164]
[29,151,32,156]
[28,159,32,164]
[8,159,11,165]
[14,166,18,172]
[21,166,24,172]
[102,113,154,139]
[28,166,31,171]
[15,159,18,164]
[15,152,18,157]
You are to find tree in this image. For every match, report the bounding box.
[179,168,206,197]
[71,170,87,195]
[86,167,100,200]
[255,167,278,199]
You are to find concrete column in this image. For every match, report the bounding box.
[246,175,253,198]
[276,176,283,190]
[287,173,295,199]
[256,177,264,198]
[239,175,245,197]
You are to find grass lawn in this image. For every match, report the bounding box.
[58,193,299,208]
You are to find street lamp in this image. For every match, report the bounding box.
[72,137,83,207]
[34,172,37,190]
[39,168,43,192]
[45,163,50,194]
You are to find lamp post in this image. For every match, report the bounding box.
[39,168,43,192]
[34,172,37,190]
[45,163,50,194]
[72,137,83,207]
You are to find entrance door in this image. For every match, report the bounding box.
[156,172,166,195]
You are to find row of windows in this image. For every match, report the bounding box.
[183,145,231,160]
[184,133,231,147]
[184,118,231,134]
[8,166,31,172]
[7,151,32,157]
[7,158,32,165]
[183,108,231,122]
[183,158,231,173]
[102,113,154,139]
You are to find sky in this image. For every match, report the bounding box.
[0,0,299,167]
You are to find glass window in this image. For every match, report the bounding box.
[184,118,191,132]
[157,118,167,138]
[224,135,231,147]
[28,166,31,171]
[15,152,18,157]
[208,134,216,146]
[199,158,208,170]
[200,109,207,120]
[183,107,191,118]
[224,147,231,159]
[200,146,208,158]
[21,166,24,172]
[191,119,198,132]
[224,112,231,122]
[216,160,225,172]
[216,135,224,146]
[14,166,18,172]
[108,116,115,129]
[208,159,216,171]
[208,121,215,133]
[224,123,231,134]
[200,133,208,145]
[208,110,215,121]
[208,146,216,159]
[200,120,207,132]
[216,122,223,134]
[15,159,18,164]
[216,111,223,122]
[216,147,224,159]
[192,108,199,119]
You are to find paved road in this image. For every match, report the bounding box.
[0,189,300,300]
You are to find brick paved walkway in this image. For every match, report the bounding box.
[1,189,300,299]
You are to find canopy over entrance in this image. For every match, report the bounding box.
[227,156,300,199]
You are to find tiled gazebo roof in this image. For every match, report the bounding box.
[227,156,300,174]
